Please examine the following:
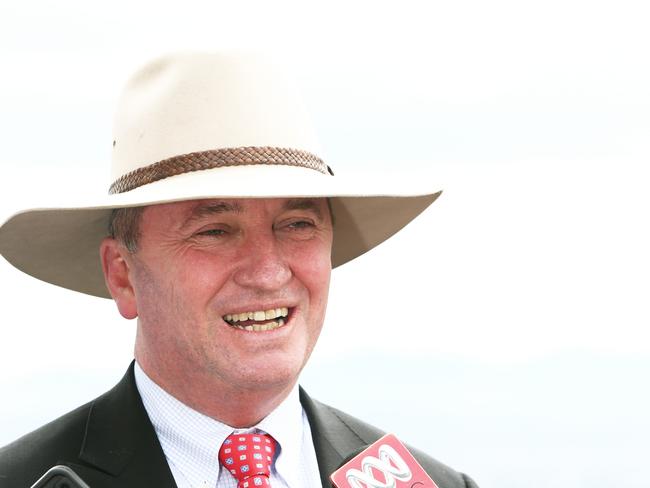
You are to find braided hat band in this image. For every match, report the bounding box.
[109,146,330,195]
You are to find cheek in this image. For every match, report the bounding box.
[173,251,233,300]
[291,242,332,305]
[133,254,220,331]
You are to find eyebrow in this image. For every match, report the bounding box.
[180,198,326,230]
[282,198,324,220]
[181,201,243,230]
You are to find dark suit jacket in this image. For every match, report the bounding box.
[0,363,477,488]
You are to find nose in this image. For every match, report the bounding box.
[232,232,292,291]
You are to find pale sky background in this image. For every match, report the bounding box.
[1,1,649,487]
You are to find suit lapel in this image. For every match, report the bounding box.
[300,388,369,488]
[73,363,177,488]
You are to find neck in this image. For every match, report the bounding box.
[135,355,295,428]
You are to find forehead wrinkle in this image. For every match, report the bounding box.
[180,200,243,230]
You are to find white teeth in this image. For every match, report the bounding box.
[230,318,286,332]
[224,308,290,326]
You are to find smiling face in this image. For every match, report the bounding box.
[102,198,333,416]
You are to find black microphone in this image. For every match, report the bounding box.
[29,466,91,488]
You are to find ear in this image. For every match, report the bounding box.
[100,237,138,319]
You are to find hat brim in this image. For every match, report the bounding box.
[0,164,441,298]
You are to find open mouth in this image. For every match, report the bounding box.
[223,307,290,331]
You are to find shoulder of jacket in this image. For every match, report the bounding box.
[0,399,95,487]
[304,395,479,488]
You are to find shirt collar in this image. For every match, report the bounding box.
[255,385,304,487]
[134,361,305,488]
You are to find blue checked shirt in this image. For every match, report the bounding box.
[134,362,322,488]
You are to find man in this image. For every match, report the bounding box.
[0,52,478,488]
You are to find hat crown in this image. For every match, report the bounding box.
[111,51,321,182]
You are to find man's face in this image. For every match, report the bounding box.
[119,198,332,396]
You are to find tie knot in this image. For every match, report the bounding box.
[219,433,277,488]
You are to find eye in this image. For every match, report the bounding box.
[196,228,228,237]
[287,220,314,230]
[277,218,318,240]
[281,218,317,232]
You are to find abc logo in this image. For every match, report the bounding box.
[345,444,412,488]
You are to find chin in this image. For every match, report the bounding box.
[232,360,304,392]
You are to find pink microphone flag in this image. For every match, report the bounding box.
[330,433,440,488]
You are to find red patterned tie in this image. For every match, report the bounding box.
[218,433,277,488]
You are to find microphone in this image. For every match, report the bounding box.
[29,465,91,488]
[330,434,439,488]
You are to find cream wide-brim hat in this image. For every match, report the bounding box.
[0,51,441,299]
